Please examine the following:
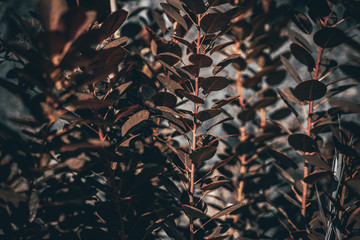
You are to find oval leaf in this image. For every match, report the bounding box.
[121,110,150,136]
[270,149,298,169]
[313,27,345,48]
[288,10,313,34]
[213,54,246,75]
[212,202,246,219]
[201,76,229,93]
[190,146,217,165]
[290,43,315,70]
[178,90,204,104]
[303,170,331,184]
[288,133,318,153]
[200,13,230,33]
[196,109,222,122]
[161,3,188,31]
[183,204,208,219]
[293,79,327,101]
[189,54,213,68]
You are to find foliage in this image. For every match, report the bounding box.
[0,0,360,239]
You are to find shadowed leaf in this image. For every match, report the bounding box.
[290,43,315,70]
[196,109,222,122]
[288,10,313,34]
[212,202,246,219]
[121,110,150,136]
[201,76,229,93]
[294,79,327,101]
[313,28,345,48]
[303,170,331,184]
[183,204,208,219]
[213,54,246,75]
[288,133,318,153]
[161,3,188,31]
[200,13,230,33]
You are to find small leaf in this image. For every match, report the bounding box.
[210,41,235,55]
[329,98,360,114]
[152,92,177,108]
[288,133,318,153]
[252,97,278,109]
[303,170,331,184]
[276,89,299,118]
[211,95,239,109]
[201,177,231,191]
[288,10,313,34]
[189,54,213,68]
[237,108,256,122]
[288,28,312,51]
[159,175,181,198]
[183,204,208,219]
[213,54,246,75]
[345,178,360,195]
[182,0,206,14]
[269,149,298,169]
[293,79,327,101]
[190,146,217,165]
[157,74,184,95]
[340,64,360,82]
[152,9,167,35]
[99,9,128,41]
[273,162,295,184]
[178,90,204,104]
[290,43,315,70]
[303,153,331,171]
[210,154,238,172]
[161,3,188,31]
[280,55,302,83]
[196,109,222,122]
[270,107,291,120]
[313,28,345,48]
[200,12,230,33]
[212,202,246,219]
[37,0,68,31]
[121,110,150,136]
[201,76,229,93]
[278,189,301,208]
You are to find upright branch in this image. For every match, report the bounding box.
[302,15,329,219]
[189,14,202,240]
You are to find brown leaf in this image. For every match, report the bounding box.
[121,110,150,136]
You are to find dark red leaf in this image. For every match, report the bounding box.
[189,54,213,68]
[196,109,222,122]
[178,90,204,104]
[303,170,331,184]
[288,10,313,34]
[200,13,230,33]
[288,133,318,153]
[99,9,128,40]
[121,110,150,136]
[290,43,315,70]
[161,3,188,31]
[201,76,229,93]
[294,79,327,101]
[313,27,346,48]
[213,54,246,75]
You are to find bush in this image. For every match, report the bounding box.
[0,0,360,239]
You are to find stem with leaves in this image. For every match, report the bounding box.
[189,14,202,240]
[302,15,329,219]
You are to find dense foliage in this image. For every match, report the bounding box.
[0,0,360,239]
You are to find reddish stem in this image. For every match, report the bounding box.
[302,15,329,219]
[189,15,202,240]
